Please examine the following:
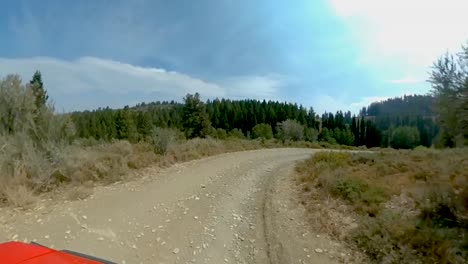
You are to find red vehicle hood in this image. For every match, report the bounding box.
[0,242,101,264]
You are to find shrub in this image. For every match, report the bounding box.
[390,126,420,149]
[0,75,36,135]
[215,128,228,139]
[304,127,319,142]
[252,123,273,139]
[297,149,468,263]
[312,151,350,168]
[351,210,417,263]
[318,127,337,144]
[150,127,180,154]
[276,119,304,141]
[228,128,244,139]
[168,138,225,161]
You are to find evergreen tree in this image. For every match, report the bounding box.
[351,117,359,145]
[182,93,211,138]
[429,44,468,146]
[136,111,153,139]
[359,118,366,146]
[29,70,48,109]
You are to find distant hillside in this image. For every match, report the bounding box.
[361,94,439,147]
[362,94,435,118]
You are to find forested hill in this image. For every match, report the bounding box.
[357,94,438,147]
[71,96,382,148]
[361,95,435,117]
[72,99,316,141]
[70,94,440,149]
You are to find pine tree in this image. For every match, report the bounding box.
[351,116,358,145]
[359,118,366,146]
[183,93,212,138]
[29,70,48,109]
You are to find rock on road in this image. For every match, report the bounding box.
[0,148,343,264]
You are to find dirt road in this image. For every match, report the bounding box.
[0,148,350,264]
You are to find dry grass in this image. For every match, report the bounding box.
[295,148,468,263]
[1,134,354,209]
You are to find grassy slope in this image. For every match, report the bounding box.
[295,148,468,263]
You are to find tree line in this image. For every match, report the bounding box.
[70,92,386,147]
[11,41,467,149]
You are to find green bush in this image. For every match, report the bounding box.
[318,128,337,144]
[304,127,319,142]
[228,128,244,139]
[252,123,273,139]
[215,128,228,139]
[390,126,420,149]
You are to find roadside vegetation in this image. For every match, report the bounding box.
[295,43,468,263]
[0,73,355,208]
[296,149,468,263]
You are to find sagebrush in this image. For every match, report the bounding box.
[296,149,468,263]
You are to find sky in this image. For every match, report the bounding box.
[0,0,467,113]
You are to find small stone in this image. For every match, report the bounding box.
[132,244,137,249]
[315,248,323,253]
[201,184,206,188]
[44,235,50,239]
[173,248,180,254]
[194,216,198,220]
[151,229,156,233]
[82,215,87,220]
[98,237,104,241]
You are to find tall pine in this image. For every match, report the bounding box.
[29,70,48,109]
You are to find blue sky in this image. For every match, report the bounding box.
[0,0,467,113]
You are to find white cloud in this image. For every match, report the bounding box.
[330,0,468,69]
[386,76,424,84]
[0,57,284,111]
[221,75,284,101]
